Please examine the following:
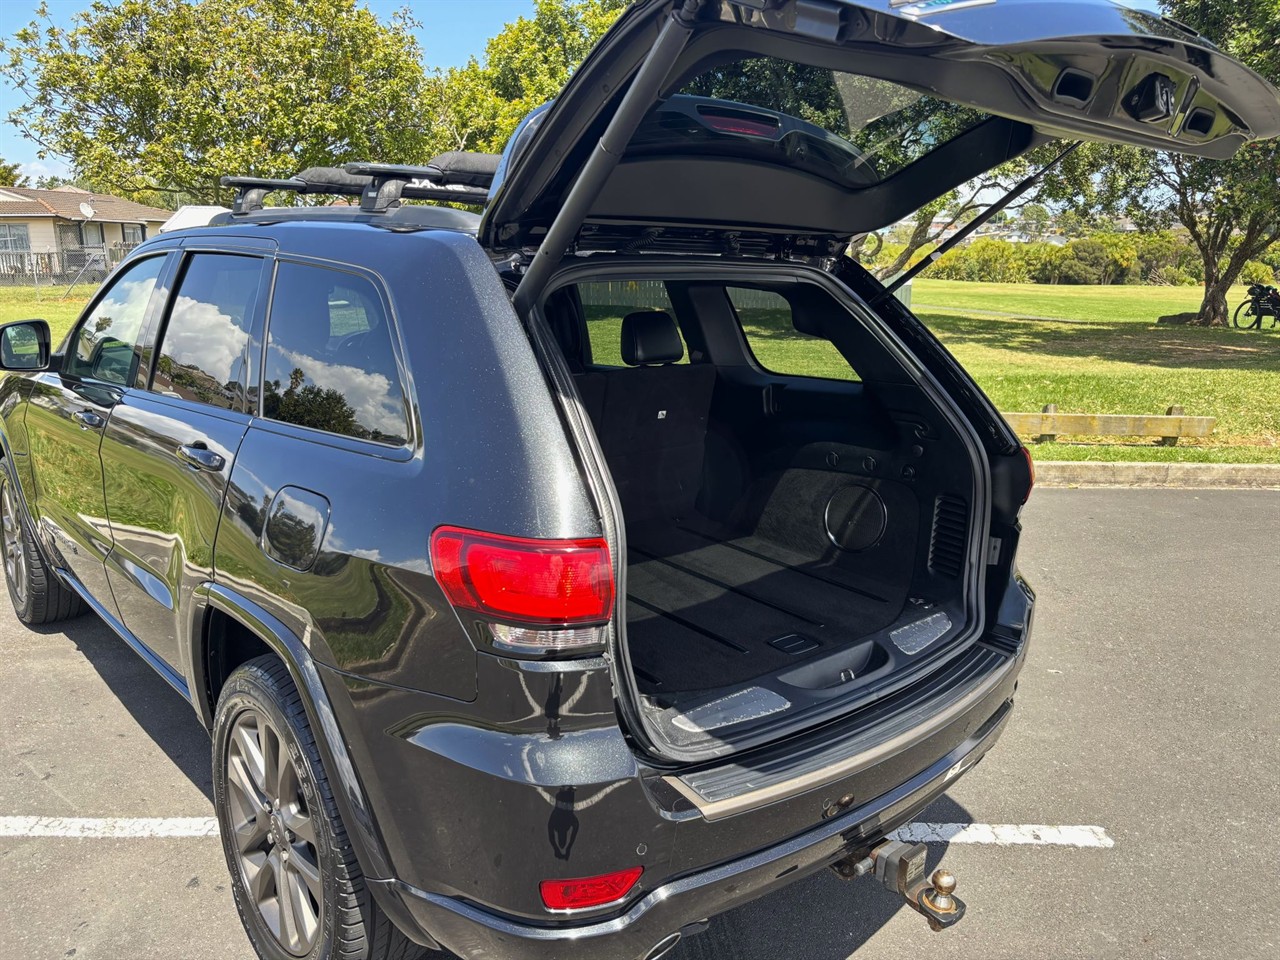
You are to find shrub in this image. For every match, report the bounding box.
[1240,260,1276,285]
[1148,265,1197,286]
[1056,258,1099,285]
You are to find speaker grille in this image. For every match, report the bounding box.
[929,496,968,578]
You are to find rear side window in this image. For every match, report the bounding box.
[578,281,686,366]
[262,262,410,446]
[65,255,165,385]
[152,254,262,411]
[727,287,857,382]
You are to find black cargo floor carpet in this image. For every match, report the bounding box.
[624,522,906,694]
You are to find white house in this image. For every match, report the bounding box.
[0,185,171,280]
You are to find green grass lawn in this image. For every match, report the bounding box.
[911,279,1280,462]
[0,285,91,347]
[6,279,1278,463]
[909,279,1237,324]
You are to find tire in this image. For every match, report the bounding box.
[1233,300,1261,329]
[213,655,427,960]
[0,466,84,624]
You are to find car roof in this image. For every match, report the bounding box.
[136,209,487,284]
[212,203,481,234]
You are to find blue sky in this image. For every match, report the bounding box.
[0,0,1166,185]
[0,0,537,181]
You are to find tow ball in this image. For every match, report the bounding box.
[832,839,965,931]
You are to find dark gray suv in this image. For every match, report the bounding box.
[1,2,1276,959]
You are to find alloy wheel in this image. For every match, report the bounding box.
[2,481,28,606]
[225,709,323,956]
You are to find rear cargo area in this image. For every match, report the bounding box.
[547,274,978,747]
[625,492,914,695]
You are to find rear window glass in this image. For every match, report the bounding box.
[578,281,687,367]
[630,58,988,189]
[728,287,857,382]
[263,262,410,446]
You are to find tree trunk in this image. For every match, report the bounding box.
[1188,213,1279,326]
[1197,277,1232,326]
[874,212,933,280]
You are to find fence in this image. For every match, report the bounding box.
[0,243,139,288]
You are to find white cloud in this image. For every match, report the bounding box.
[19,158,72,183]
[272,346,406,438]
[163,295,248,382]
[79,275,159,357]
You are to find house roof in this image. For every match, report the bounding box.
[0,186,171,223]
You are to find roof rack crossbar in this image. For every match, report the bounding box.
[219,163,492,216]
[343,163,430,213]
[221,176,308,214]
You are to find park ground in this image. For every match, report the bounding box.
[2,278,1276,463]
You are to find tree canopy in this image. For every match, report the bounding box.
[1069,0,1280,324]
[0,156,26,187]
[1,0,431,205]
[2,0,1274,311]
[422,0,625,156]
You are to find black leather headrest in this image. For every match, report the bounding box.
[621,311,683,366]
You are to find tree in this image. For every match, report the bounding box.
[33,174,80,190]
[1095,0,1280,324]
[424,0,625,156]
[1,0,431,204]
[0,156,27,187]
[1020,203,1050,239]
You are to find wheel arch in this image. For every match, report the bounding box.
[192,582,395,880]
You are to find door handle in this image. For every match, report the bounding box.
[176,442,226,472]
[72,409,105,430]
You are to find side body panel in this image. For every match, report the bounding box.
[97,244,271,674]
[23,373,121,610]
[210,226,601,695]
[0,374,38,512]
[101,393,250,672]
[18,248,178,616]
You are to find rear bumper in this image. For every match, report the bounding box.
[379,697,1013,960]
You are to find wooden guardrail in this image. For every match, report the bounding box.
[1002,404,1215,447]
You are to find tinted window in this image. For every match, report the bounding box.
[637,58,988,190]
[263,262,410,446]
[577,281,686,367]
[65,255,165,385]
[152,254,262,411]
[727,287,857,382]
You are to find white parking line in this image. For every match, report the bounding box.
[0,816,218,838]
[0,816,1114,847]
[892,823,1115,847]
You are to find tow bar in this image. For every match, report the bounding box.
[833,839,965,931]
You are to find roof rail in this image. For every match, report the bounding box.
[220,152,499,215]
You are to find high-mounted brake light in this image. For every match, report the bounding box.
[702,115,777,137]
[540,867,644,912]
[1020,446,1035,504]
[430,526,614,626]
[697,106,780,138]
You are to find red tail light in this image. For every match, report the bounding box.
[430,526,614,625]
[1021,445,1035,504]
[540,867,643,912]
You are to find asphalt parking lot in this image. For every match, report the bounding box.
[2,488,1277,960]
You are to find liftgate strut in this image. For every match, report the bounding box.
[511,0,705,319]
[872,141,1083,306]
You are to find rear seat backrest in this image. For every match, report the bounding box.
[597,311,716,523]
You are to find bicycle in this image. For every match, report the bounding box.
[1233,282,1280,329]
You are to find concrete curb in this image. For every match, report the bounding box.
[1036,461,1280,489]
